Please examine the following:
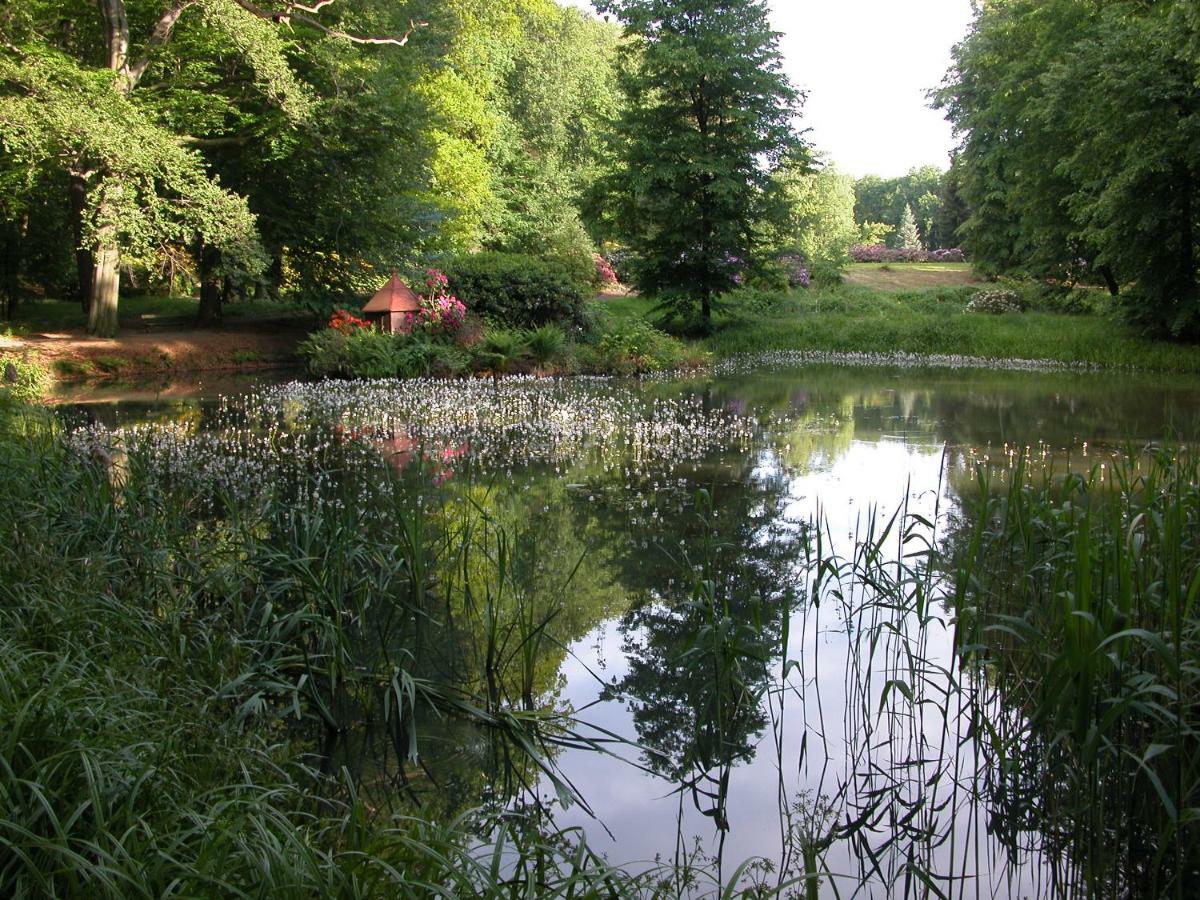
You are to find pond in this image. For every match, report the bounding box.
[59,361,1200,897]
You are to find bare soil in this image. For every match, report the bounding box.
[3,318,310,382]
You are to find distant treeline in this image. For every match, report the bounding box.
[851,166,968,252]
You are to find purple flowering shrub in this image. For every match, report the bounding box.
[778,255,811,288]
[850,245,966,264]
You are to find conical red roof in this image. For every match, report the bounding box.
[363,271,420,314]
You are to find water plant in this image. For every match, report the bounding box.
[949,448,1200,897]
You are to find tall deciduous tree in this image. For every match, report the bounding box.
[595,0,802,332]
[939,0,1200,338]
[0,1,419,336]
[773,161,857,280]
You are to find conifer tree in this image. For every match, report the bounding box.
[896,203,922,251]
[596,0,802,332]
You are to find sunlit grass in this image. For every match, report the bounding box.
[590,283,1200,374]
[843,261,980,291]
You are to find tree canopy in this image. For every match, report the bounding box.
[937,0,1200,338]
[0,0,622,333]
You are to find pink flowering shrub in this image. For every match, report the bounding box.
[399,269,467,336]
[594,253,619,286]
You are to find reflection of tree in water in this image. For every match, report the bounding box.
[595,457,806,829]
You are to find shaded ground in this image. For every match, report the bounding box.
[3,318,310,382]
[844,262,981,291]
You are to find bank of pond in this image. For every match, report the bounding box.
[1,362,1198,897]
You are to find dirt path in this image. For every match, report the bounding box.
[3,318,310,381]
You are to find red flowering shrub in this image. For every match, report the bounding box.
[329,309,372,333]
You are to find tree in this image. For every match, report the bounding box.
[773,161,857,281]
[852,167,954,249]
[0,1,420,336]
[938,0,1200,337]
[595,0,802,332]
[896,204,921,251]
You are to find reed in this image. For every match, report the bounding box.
[950,448,1200,898]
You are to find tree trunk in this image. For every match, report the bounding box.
[1098,265,1120,297]
[0,212,26,320]
[198,241,223,325]
[69,172,94,312]
[87,243,121,337]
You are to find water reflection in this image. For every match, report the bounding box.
[68,363,1200,897]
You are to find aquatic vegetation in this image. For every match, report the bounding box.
[711,348,1099,375]
[7,366,1200,897]
[949,449,1200,897]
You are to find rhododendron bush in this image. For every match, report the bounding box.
[849,246,966,264]
[399,269,467,336]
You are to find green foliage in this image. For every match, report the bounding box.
[0,412,663,897]
[692,281,1200,372]
[773,161,858,281]
[523,323,567,369]
[951,450,1200,896]
[443,252,586,328]
[853,167,961,250]
[895,204,922,251]
[0,355,50,403]
[594,0,803,331]
[477,327,525,373]
[596,317,692,373]
[298,328,446,378]
[938,0,1200,339]
[0,1,622,332]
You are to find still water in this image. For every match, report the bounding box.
[60,363,1200,897]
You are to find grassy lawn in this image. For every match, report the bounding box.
[593,280,1200,374]
[4,295,309,335]
[843,261,980,291]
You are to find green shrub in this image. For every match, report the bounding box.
[596,318,695,374]
[1023,283,1100,316]
[0,354,51,403]
[475,328,526,374]
[725,287,793,316]
[298,328,446,379]
[443,253,586,329]
[524,324,567,369]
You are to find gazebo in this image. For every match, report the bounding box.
[362,271,421,333]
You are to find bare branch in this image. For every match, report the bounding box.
[127,0,200,91]
[228,0,427,47]
[176,134,254,149]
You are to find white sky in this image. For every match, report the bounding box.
[560,0,974,178]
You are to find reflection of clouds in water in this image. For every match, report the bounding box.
[552,438,1052,895]
[65,365,1200,896]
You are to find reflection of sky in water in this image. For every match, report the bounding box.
[68,364,1200,896]
[550,439,1056,895]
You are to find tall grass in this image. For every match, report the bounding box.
[602,286,1200,372]
[950,449,1200,897]
[0,402,659,897]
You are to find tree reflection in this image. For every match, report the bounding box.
[597,462,805,830]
